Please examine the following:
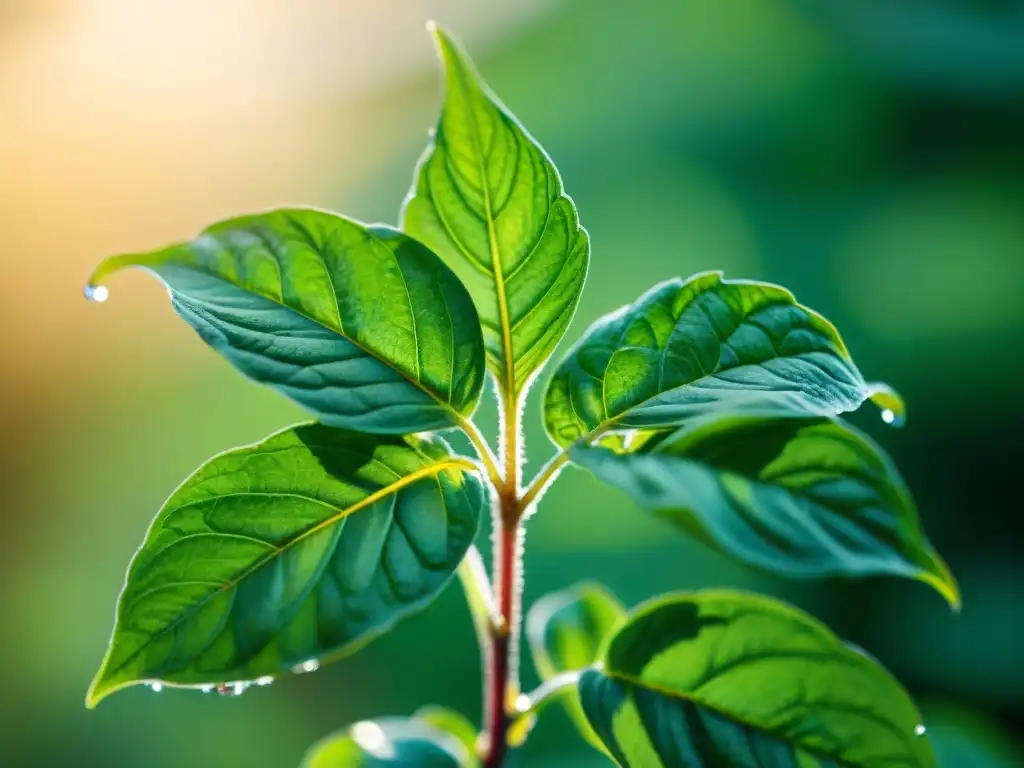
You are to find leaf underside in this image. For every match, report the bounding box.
[579,591,936,768]
[89,209,486,434]
[403,26,589,397]
[87,424,485,707]
[544,271,900,447]
[573,413,957,605]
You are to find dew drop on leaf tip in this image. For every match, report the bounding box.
[83,284,108,303]
[881,409,896,425]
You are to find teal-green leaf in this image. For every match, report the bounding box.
[544,271,902,447]
[301,715,477,767]
[402,25,589,398]
[526,583,625,753]
[87,208,486,434]
[579,591,937,768]
[86,424,485,707]
[572,413,958,605]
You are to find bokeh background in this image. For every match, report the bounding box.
[2,0,1022,765]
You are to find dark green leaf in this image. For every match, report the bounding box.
[87,208,486,434]
[579,590,936,768]
[301,715,476,767]
[526,582,625,752]
[402,25,589,398]
[544,271,902,447]
[573,413,957,605]
[86,424,485,707]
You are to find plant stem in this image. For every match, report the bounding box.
[482,504,520,767]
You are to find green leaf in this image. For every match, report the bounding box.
[86,424,485,707]
[301,715,477,767]
[414,706,480,760]
[526,582,625,752]
[87,208,486,434]
[572,413,958,606]
[402,24,589,398]
[544,271,903,447]
[578,590,937,768]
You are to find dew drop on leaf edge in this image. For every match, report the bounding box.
[84,284,108,303]
[915,724,926,736]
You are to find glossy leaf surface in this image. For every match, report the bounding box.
[87,424,485,707]
[573,414,957,605]
[544,271,900,446]
[88,209,486,434]
[402,25,589,397]
[579,591,936,768]
[526,582,625,752]
[302,715,476,767]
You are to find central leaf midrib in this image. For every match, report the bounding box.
[599,669,883,768]
[173,261,458,417]
[448,56,516,396]
[98,458,474,686]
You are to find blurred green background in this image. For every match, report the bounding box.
[2,0,1022,765]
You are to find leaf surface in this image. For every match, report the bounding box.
[302,715,476,767]
[87,424,485,706]
[579,591,937,768]
[526,582,625,752]
[402,25,589,397]
[544,272,902,446]
[88,208,486,433]
[572,413,957,605]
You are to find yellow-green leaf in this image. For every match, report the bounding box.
[87,424,485,707]
[402,25,589,399]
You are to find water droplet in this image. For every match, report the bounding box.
[83,284,109,303]
[915,724,926,736]
[255,675,274,687]
[881,409,896,425]
[216,682,247,697]
[148,682,163,693]
[513,693,530,714]
[200,685,213,694]
[293,659,319,674]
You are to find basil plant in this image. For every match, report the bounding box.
[85,24,958,768]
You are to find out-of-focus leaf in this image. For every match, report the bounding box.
[302,715,476,767]
[88,209,486,434]
[579,590,936,767]
[526,582,625,752]
[87,424,484,707]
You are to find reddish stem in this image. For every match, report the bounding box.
[482,495,521,767]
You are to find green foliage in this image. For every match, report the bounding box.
[84,22,960,768]
[301,713,477,767]
[88,209,486,434]
[578,591,935,767]
[86,424,484,707]
[403,25,589,396]
[572,414,958,606]
[544,271,902,448]
[526,582,625,752]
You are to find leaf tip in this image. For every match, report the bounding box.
[867,382,907,427]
